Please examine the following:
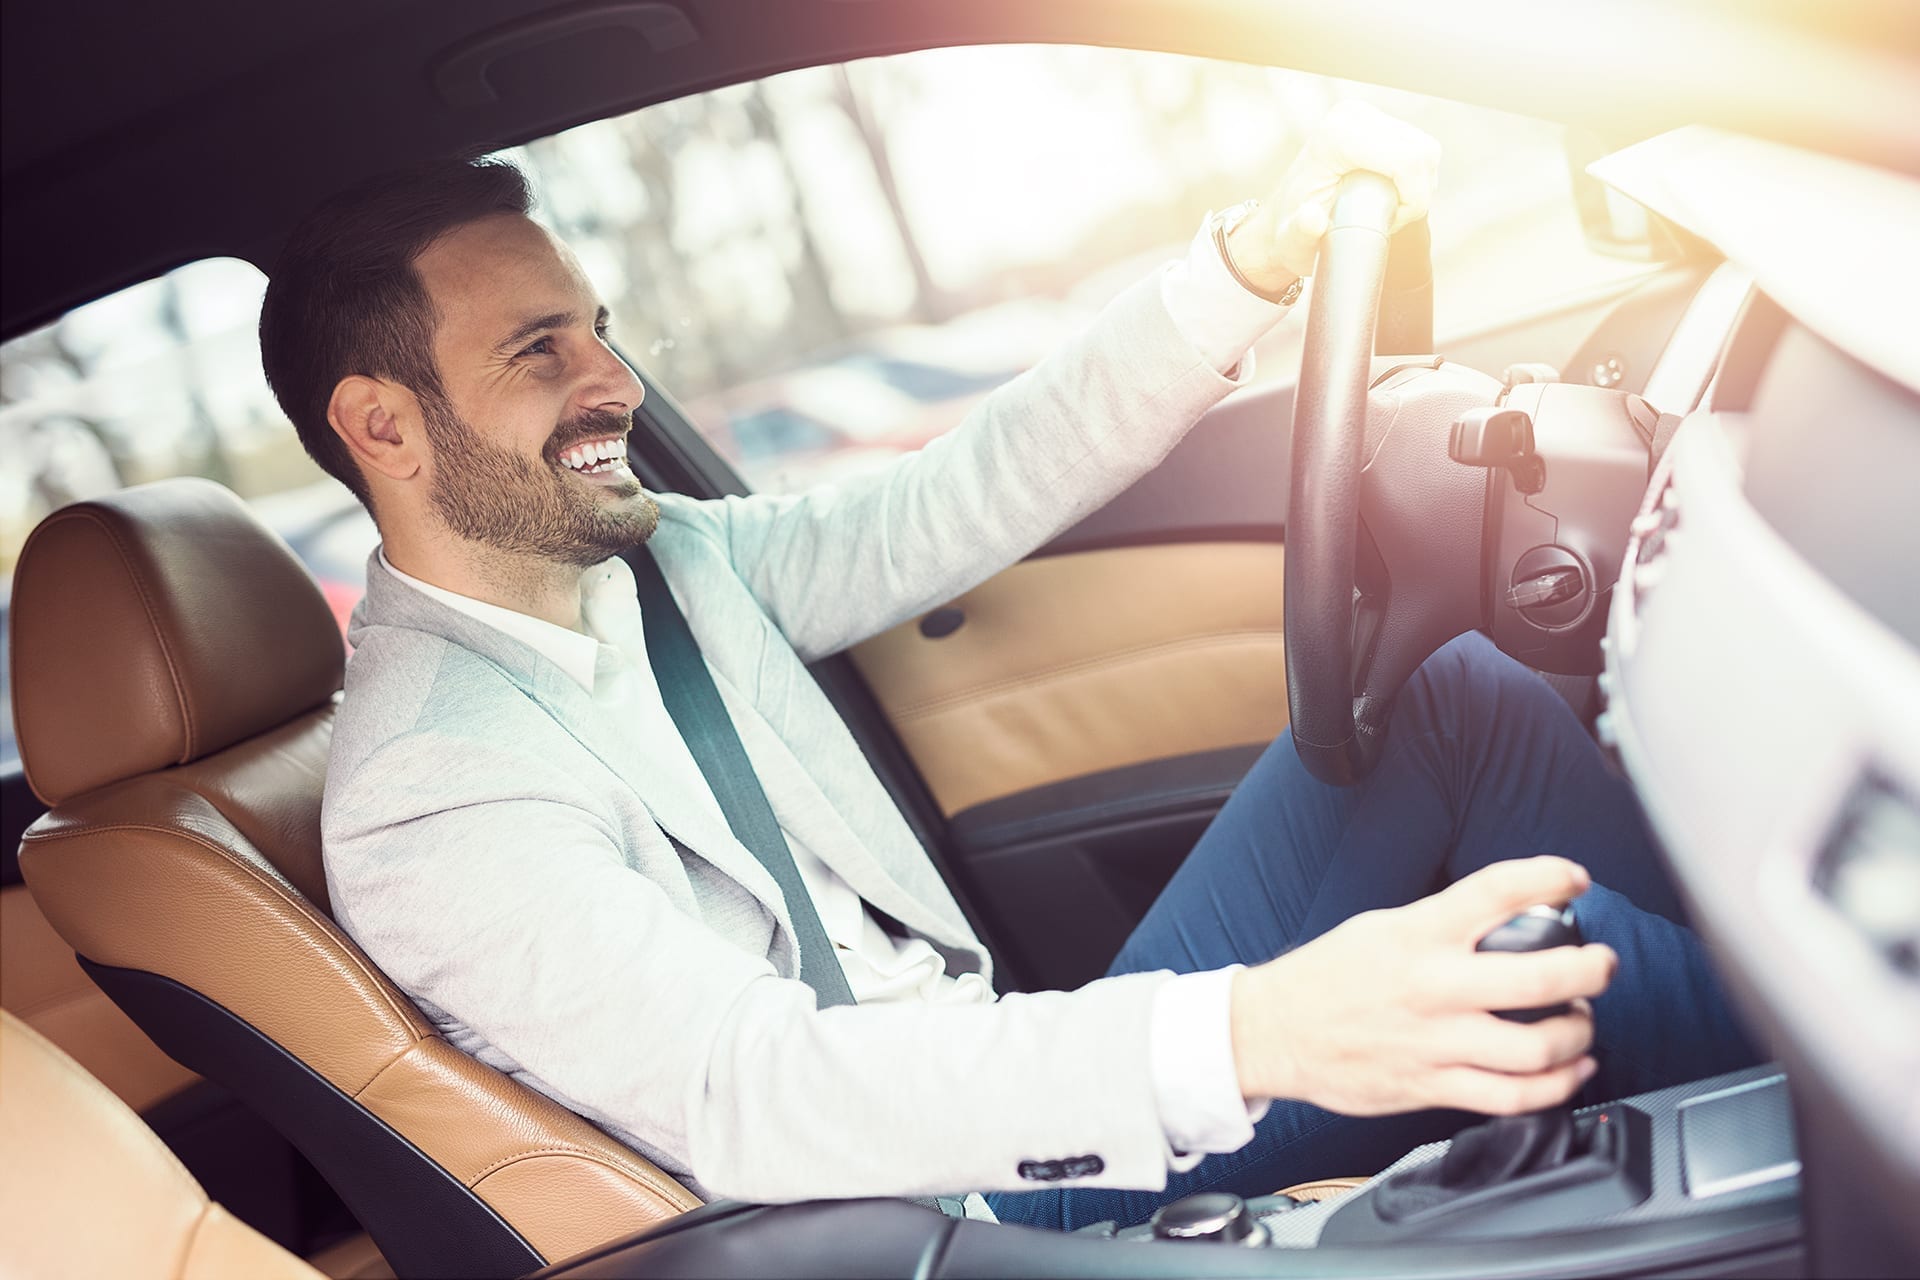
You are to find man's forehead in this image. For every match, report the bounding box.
[415,214,595,330]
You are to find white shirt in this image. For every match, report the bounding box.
[380,215,1287,1174]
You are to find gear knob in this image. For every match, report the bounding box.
[1477,903,1582,1022]
[1149,1192,1268,1246]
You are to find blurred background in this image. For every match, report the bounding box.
[0,44,1661,762]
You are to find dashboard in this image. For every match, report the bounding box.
[1601,270,1920,1270]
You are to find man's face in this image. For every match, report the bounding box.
[409,214,657,566]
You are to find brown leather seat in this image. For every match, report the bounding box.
[0,1009,324,1280]
[11,479,699,1278]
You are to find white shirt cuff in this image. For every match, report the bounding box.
[1158,214,1295,378]
[1148,966,1269,1173]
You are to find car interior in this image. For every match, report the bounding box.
[2,1,1916,1277]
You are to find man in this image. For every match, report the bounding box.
[262,102,1754,1230]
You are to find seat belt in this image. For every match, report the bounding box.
[623,546,857,1009]
[625,546,967,1218]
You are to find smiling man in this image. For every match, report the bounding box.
[260,103,1754,1230]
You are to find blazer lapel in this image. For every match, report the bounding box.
[353,555,799,948]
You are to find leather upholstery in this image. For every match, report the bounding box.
[0,1010,324,1280]
[9,478,344,806]
[850,542,1290,814]
[0,884,199,1112]
[13,480,699,1267]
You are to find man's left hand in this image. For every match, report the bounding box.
[1230,100,1443,294]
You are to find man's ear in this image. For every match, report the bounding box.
[327,375,425,483]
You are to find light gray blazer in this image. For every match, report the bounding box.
[322,275,1248,1203]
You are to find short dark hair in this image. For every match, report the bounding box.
[259,156,533,507]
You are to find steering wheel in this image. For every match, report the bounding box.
[1283,172,1407,787]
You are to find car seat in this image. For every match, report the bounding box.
[9,479,699,1278]
[0,1009,326,1279]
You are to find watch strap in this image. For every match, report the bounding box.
[1212,205,1304,307]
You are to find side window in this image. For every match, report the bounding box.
[0,258,376,766]
[511,47,1657,495]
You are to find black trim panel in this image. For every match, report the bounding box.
[947,747,1266,993]
[142,1079,360,1255]
[79,960,546,1279]
[949,745,1264,856]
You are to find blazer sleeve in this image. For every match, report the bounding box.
[324,729,1185,1202]
[659,271,1252,661]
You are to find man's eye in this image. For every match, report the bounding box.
[594,324,612,342]
[518,336,556,358]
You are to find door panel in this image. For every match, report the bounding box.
[849,541,1287,817]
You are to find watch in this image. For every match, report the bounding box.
[1212,200,1304,307]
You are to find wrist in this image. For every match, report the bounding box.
[1225,213,1296,295]
[1229,962,1292,1103]
[1214,201,1302,305]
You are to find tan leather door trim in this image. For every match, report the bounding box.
[850,542,1288,815]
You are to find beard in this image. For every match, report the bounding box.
[419,397,660,567]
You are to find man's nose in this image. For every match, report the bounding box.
[584,339,646,414]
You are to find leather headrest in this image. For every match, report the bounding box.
[10,478,345,805]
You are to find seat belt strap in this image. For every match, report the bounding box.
[627,546,969,1219]
[623,546,857,1009]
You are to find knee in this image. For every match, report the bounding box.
[1402,630,1507,715]
[1399,631,1557,737]
[1422,630,1552,700]
[1428,630,1518,686]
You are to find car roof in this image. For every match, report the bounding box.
[3,0,1915,340]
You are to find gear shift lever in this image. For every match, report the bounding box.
[1420,903,1586,1190]
[1322,902,1653,1242]
[1475,902,1581,1022]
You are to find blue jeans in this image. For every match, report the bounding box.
[988,632,1758,1231]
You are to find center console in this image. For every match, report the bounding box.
[538,1066,1802,1279]
[1115,1064,1798,1257]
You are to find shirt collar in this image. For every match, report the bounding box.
[375,547,603,692]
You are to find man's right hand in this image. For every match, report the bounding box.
[1230,856,1616,1116]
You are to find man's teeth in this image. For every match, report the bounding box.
[561,439,627,472]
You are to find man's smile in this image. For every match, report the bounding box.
[555,434,634,486]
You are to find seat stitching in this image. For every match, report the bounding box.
[471,1146,699,1208]
[55,508,199,759]
[893,629,1284,720]
[348,1047,697,1208]
[19,821,425,1039]
[9,511,183,803]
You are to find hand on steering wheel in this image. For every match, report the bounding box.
[1222,102,1442,296]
